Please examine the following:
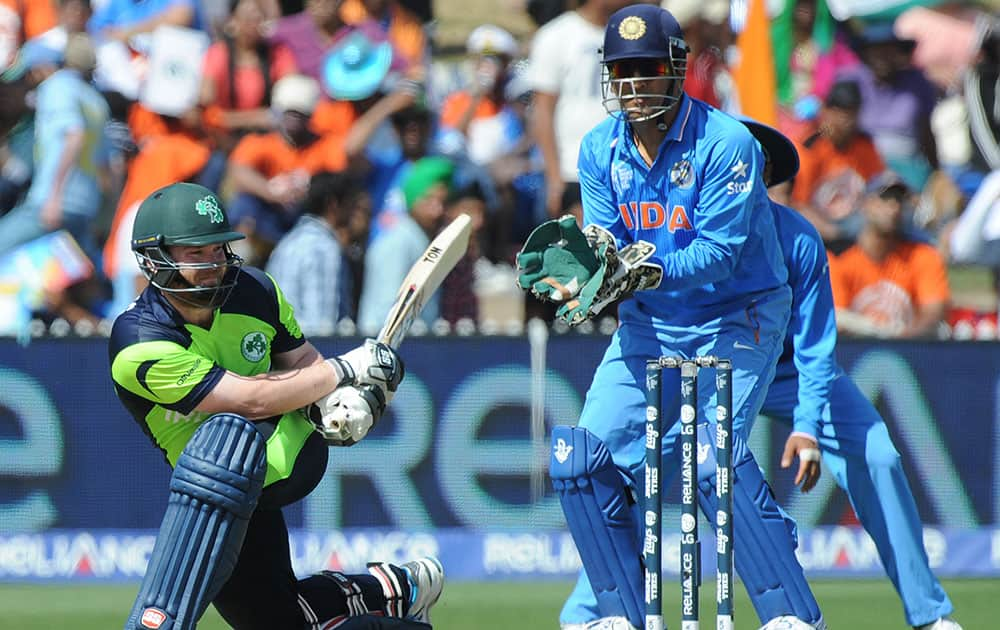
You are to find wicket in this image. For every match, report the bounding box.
[644,356,734,630]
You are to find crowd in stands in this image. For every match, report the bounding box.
[0,0,997,340]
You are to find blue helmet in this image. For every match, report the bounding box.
[601,4,689,122]
[739,118,801,187]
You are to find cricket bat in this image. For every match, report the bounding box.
[377,214,473,348]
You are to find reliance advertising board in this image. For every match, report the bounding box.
[0,337,998,580]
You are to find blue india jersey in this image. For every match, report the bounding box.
[769,200,838,436]
[577,95,788,329]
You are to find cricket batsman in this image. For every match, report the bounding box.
[742,118,963,630]
[517,5,823,629]
[109,182,443,630]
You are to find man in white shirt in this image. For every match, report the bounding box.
[527,0,631,221]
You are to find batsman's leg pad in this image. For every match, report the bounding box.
[125,414,267,630]
[696,428,821,625]
[550,425,643,628]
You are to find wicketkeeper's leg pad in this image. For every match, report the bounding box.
[696,427,821,626]
[550,425,644,629]
[125,414,267,630]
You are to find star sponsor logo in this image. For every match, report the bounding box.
[730,159,749,179]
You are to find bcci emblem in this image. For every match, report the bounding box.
[618,16,646,41]
[670,160,694,189]
[241,331,268,362]
[196,195,224,224]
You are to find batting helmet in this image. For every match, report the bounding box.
[132,183,245,309]
[601,4,689,122]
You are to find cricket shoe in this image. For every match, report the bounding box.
[561,617,637,630]
[915,618,963,630]
[758,615,828,630]
[402,556,444,623]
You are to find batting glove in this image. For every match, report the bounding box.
[309,384,385,447]
[327,339,404,405]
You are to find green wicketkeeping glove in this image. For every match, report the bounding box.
[516,215,604,302]
[556,239,663,326]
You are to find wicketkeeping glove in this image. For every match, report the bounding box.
[516,215,608,302]
[556,225,663,326]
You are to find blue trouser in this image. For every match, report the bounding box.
[560,288,819,626]
[761,366,953,627]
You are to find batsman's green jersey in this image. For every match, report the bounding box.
[109,266,314,486]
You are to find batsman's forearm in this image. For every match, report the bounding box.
[197,361,340,419]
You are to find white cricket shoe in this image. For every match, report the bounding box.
[915,618,963,630]
[561,617,637,630]
[759,615,827,630]
[402,557,444,623]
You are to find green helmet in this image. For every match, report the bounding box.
[132,183,245,309]
[132,182,246,249]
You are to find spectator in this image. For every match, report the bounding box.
[440,25,523,168]
[829,172,950,339]
[358,155,452,334]
[200,0,298,144]
[266,170,370,335]
[367,102,434,239]
[0,33,108,258]
[440,181,487,324]
[0,53,52,213]
[20,0,91,63]
[770,0,859,142]
[839,22,939,191]
[225,73,347,264]
[266,0,409,84]
[527,0,627,221]
[791,79,884,250]
[964,15,1000,185]
[101,109,216,317]
[339,0,427,70]
[88,0,200,43]
[266,0,346,81]
[0,0,57,69]
[662,0,730,109]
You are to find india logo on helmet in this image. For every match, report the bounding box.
[618,16,646,41]
[196,195,224,224]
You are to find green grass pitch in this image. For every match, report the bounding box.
[0,578,994,628]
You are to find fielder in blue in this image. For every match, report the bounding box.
[517,5,823,630]
[740,119,962,630]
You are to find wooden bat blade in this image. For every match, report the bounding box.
[377,213,472,348]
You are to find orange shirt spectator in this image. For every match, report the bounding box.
[828,173,950,339]
[830,242,949,334]
[792,132,884,207]
[229,130,346,178]
[790,79,885,248]
[340,0,425,69]
[102,128,211,280]
[1,0,57,41]
[441,93,498,127]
